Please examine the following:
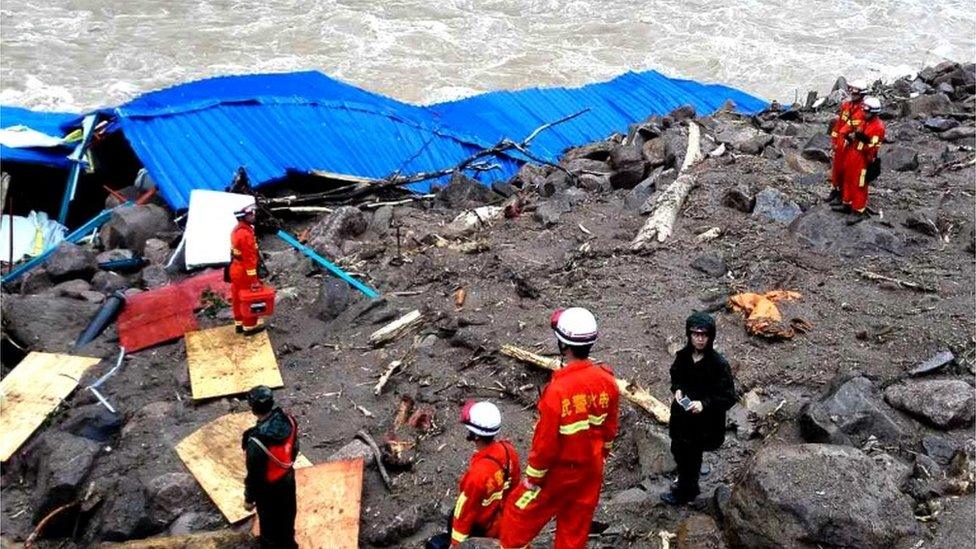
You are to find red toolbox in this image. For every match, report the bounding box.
[240,285,276,317]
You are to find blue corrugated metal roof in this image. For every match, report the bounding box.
[0,106,77,168]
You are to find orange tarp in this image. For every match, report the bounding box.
[728,290,809,339]
[253,459,364,549]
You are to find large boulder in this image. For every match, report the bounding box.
[801,134,832,163]
[881,146,919,172]
[902,93,953,117]
[1,294,106,353]
[436,172,496,209]
[725,444,917,549]
[312,278,353,322]
[146,472,202,528]
[799,376,911,447]
[52,278,94,299]
[608,145,647,189]
[307,206,368,259]
[101,204,175,254]
[752,188,801,224]
[98,476,153,541]
[676,513,727,549]
[30,431,101,522]
[91,271,129,294]
[641,137,673,167]
[941,126,976,142]
[690,254,727,278]
[533,197,571,227]
[142,238,171,266]
[884,379,975,429]
[562,141,614,163]
[44,242,97,282]
[59,404,123,442]
[790,207,906,257]
[922,117,960,132]
[634,425,676,477]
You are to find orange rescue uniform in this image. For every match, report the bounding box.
[500,359,620,549]
[841,115,885,213]
[830,99,865,191]
[230,220,260,329]
[450,440,520,546]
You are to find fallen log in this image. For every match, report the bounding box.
[374,360,403,396]
[500,344,670,424]
[856,269,935,293]
[631,121,704,249]
[355,430,393,491]
[368,310,424,347]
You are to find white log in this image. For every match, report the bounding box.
[631,121,704,249]
[374,360,403,396]
[368,310,423,347]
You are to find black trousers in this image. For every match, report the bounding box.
[255,474,298,549]
[671,438,704,499]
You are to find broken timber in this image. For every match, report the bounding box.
[500,344,670,424]
[368,310,423,347]
[631,121,704,249]
[857,269,935,293]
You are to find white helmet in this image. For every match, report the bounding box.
[551,307,598,346]
[847,79,868,92]
[863,96,882,113]
[460,401,501,437]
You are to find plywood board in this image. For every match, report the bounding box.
[185,324,282,400]
[252,459,364,548]
[175,412,311,523]
[0,352,102,461]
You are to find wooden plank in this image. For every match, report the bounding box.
[185,325,283,400]
[0,352,102,461]
[175,412,311,523]
[500,344,671,424]
[368,310,423,347]
[253,459,364,548]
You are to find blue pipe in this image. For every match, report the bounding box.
[276,229,380,299]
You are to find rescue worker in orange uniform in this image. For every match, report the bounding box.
[438,401,520,547]
[828,80,867,204]
[500,307,620,549]
[230,203,263,334]
[242,386,299,549]
[841,96,886,215]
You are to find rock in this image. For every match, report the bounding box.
[52,278,93,299]
[624,170,661,212]
[801,133,832,163]
[369,206,394,235]
[96,249,135,264]
[668,105,697,123]
[307,206,368,258]
[923,117,960,132]
[922,435,963,466]
[941,126,976,141]
[142,238,171,265]
[608,487,652,507]
[30,431,101,522]
[99,476,151,541]
[19,267,54,294]
[575,172,611,192]
[491,180,517,198]
[102,204,175,254]
[539,171,570,197]
[910,78,932,94]
[140,264,170,289]
[902,213,939,237]
[884,379,975,429]
[146,472,200,527]
[902,93,953,117]
[562,141,614,163]
[167,511,225,536]
[936,82,955,95]
[513,164,550,190]
[676,513,727,549]
[690,254,727,277]
[641,137,672,167]
[312,278,352,322]
[790,207,906,257]
[44,242,97,282]
[799,376,910,447]
[929,495,976,549]
[365,501,439,546]
[738,134,773,155]
[91,271,129,294]
[880,146,919,172]
[752,188,801,224]
[721,187,754,213]
[122,401,180,439]
[909,350,955,377]
[608,145,647,189]
[1,294,103,353]
[561,157,612,177]
[80,290,106,304]
[634,425,676,477]
[436,172,495,209]
[724,444,917,549]
[661,129,689,171]
[533,198,571,227]
[59,404,122,442]
[328,439,375,466]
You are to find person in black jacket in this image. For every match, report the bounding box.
[661,312,737,505]
[242,386,299,548]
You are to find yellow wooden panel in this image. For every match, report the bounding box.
[253,459,364,549]
[175,412,311,523]
[185,324,283,400]
[0,352,102,461]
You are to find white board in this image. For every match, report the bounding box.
[184,190,255,269]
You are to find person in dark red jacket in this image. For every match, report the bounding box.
[840,96,886,216]
[230,203,263,334]
[242,386,299,549]
[500,307,620,549]
[661,312,737,505]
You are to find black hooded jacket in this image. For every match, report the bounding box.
[668,313,737,450]
[242,407,299,502]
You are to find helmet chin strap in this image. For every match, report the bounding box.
[556,340,567,366]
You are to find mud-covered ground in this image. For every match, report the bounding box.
[2,63,975,548]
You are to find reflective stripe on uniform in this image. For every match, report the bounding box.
[453,492,468,519]
[482,488,506,506]
[857,142,864,151]
[870,136,880,148]
[849,119,861,126]
[451,529,469,544]
[525,465,547,479]
[515,487,540,510]
[559,419,590,435]
[246,269,257,276]
[859,169,867,187]
[589,413,607,425]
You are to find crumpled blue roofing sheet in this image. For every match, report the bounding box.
[0,106,77,168]
[1,69,767,209]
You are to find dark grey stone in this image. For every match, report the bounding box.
[799,376,911,447]
[941,126,976,142]
[31,431,101,522]
[753,188,802,224]
[902,93,953,117]
[722,187,754,213]
[691,254,727,277]
[533,198,571,227]
[790,207,906,257]
[91,271,129,294]
[561,141,614,163]
[923,117,961,132]
[641,137,672,167]
[60,404,122,442]
[44,242,97,282]
[146,472,201,528]
[313,278,353,322]
[307,206,368,258]
[624,169,661,212]
[909,350,955,377]
[490,180,517,198]
[101,204,175,254]
[884,379,975,429]
[435,172,495,209]
[922,435,963,466]
[634,425,676,477]
[98,476,151,541]
[801,133,832,163]
[608,145,647,189]
[52,278,93,299]
[739,134,773,155]
[881,146,919,172]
